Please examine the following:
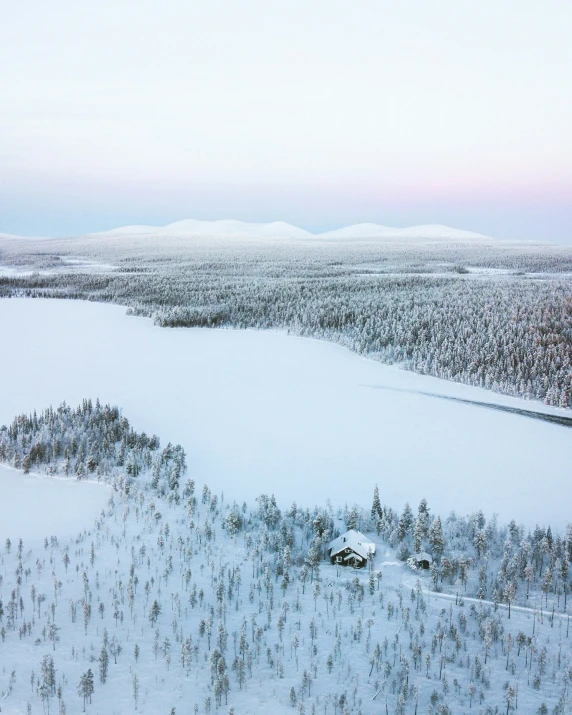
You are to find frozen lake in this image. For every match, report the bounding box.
[0,298,569,530]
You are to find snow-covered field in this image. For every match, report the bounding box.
[0,296,571,715]
[0,298,568,531]
[0,457,567,715]
[0,465,109,547]
[0,257,117,277]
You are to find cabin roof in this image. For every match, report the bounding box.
[415,551,433,563]
[328,529,376,559]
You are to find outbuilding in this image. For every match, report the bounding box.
[414,551,433,569]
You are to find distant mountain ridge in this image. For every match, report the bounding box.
[315,223,491,240]
[0,232,52,241]
[87,219,492,241]
[90,219,313,239]
[0,220,493,241]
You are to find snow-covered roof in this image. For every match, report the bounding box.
[343,551,363,563]
[328,529,376,560]
[415,551,433,563]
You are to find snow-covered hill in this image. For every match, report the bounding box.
[0,403,568,715]
[89,219,313,239]
[17,219,491,241]
[316,223,491,241]
[0,232,52,241]
[87,219,491,241]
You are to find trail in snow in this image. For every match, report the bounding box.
[364,384,572,428]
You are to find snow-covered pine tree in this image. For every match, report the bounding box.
[371,485,383,522]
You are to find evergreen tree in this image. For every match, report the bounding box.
[149,599,161,625]
[99,642,109,683]
[428,516,444,558]
[371,485,382,521]
[78,669,94,711]
[416,499,430,539]
[40,654,56,696]
[397,503,414,541]
[305,539,321,582]
[346,507,358,531]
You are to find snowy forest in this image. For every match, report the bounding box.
[1,233,571,408]
[1,400,572,714]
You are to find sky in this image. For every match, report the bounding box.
[1,1,571,242]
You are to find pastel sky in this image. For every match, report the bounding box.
[1,1,571,242]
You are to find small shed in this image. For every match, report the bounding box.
[328,529,376,568]
[414,551,433,569]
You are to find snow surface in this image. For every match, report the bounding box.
[0,298,568,530]
[316,223,490,241]
[0,464,564,715]
[0,257,117,277]
[88,219,313,239]
[0,266,38,277]
[78,219,491,241]
[0,233,52,241]
[0,465,109,547]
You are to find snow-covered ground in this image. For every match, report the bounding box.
[0,257,117,277]
[49,219,491,241]
[0,465,109,547]
[0,266,38,277]
[0,298,568,531]
[0,465,567,715]
[59,257,117,272]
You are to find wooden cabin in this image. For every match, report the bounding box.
[414,551,433,569]
[328,529,376,568]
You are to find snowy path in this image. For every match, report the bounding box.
[365,384,572,428]
[424,586,570,621]
[389,560,571,622]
